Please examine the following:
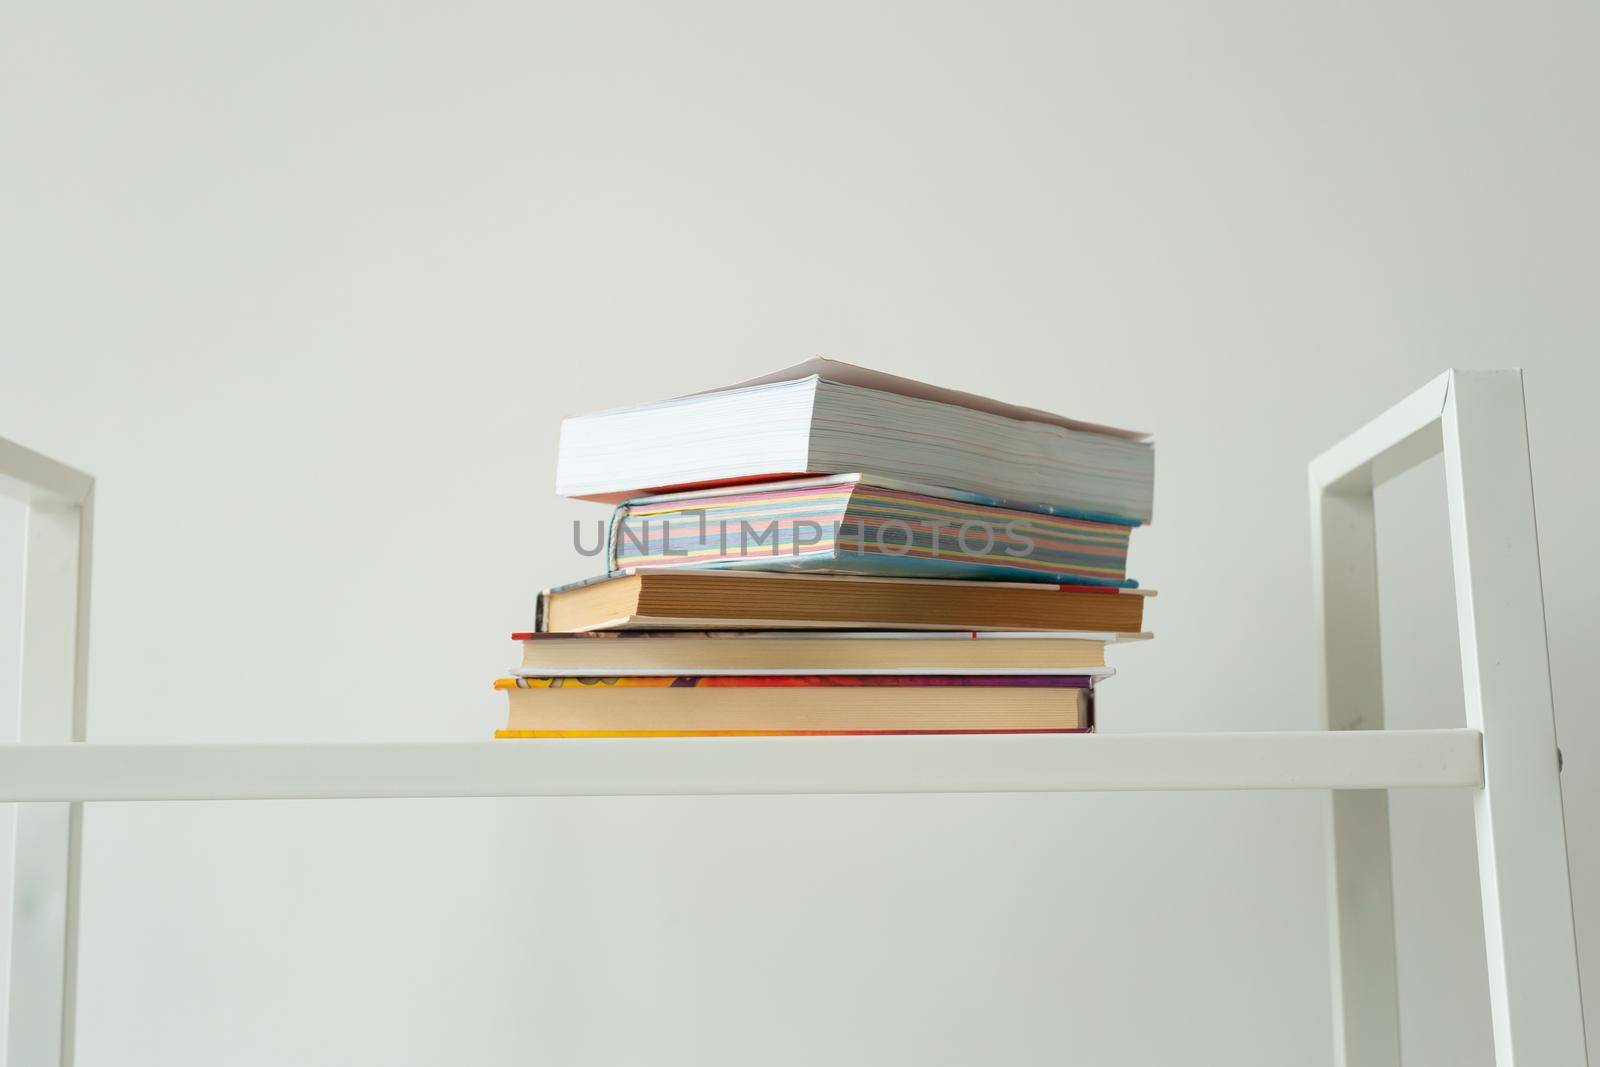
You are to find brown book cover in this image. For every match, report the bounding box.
[536,569,1149,634]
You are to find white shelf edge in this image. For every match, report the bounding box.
[0,729,1483,802]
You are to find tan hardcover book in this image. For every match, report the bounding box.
[514,630,1147,674]
[494,675,1094,736]
[536,570,1151,634]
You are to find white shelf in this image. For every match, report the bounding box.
[0,729,1482,802]
[3,370,1589,1067]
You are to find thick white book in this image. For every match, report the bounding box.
[556,358,1155,523]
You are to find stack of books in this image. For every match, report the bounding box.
[496,359,1154,738]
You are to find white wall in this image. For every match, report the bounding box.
[3,2,1595,1063]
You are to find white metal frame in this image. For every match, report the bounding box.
[1311,370,1587,1065]
[1,439,92,1067]
[0,370,1586,1065]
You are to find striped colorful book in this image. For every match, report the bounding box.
[605,475,1135,587]
[494,674,1096,736]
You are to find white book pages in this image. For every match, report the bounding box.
[703,357,1148,439]
[807,379,1153,522]
[556,378,818,501]
[557,367,1154,521]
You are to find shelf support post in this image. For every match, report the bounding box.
[1313,450,1402,1066]
[1311,368,1588,1066]
[1,438,94,1067]
[1440,371,1587,1065]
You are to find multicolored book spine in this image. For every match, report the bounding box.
[495,675,1094,689]
[604,476,1134,587]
